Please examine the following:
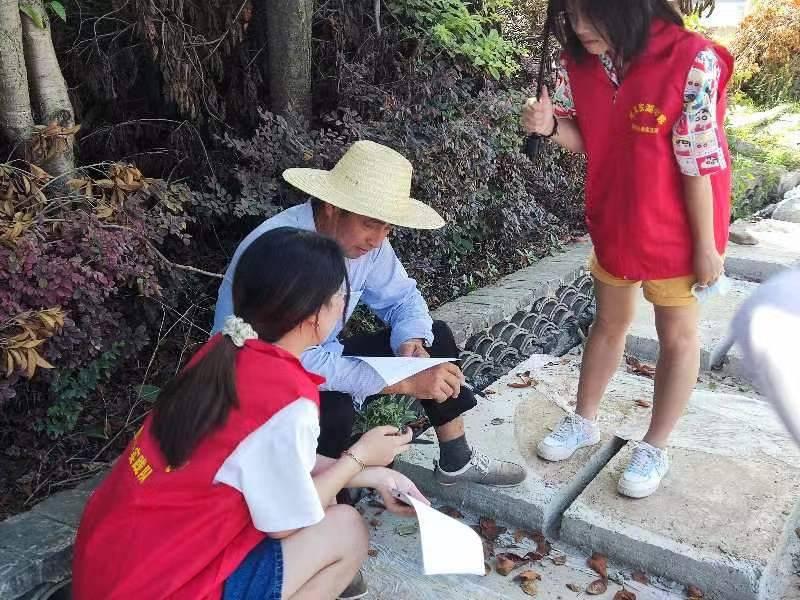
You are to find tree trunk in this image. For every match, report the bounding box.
[0,0,34,151]
[21,0,75,177]
[266,0,312,120]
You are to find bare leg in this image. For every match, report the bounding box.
[281,505,369,600]
[644,303,700,448]
[576,280,639,420]
[435,417,464,443]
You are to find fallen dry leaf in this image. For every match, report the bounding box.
[484,389,496,395]
[551,554,567,566]
[567,583,582,592]
[369,518,381,528]
[491,417,505,425]
[632,571,649,584]
[614,590,637,600]
[439,506,464,519]
[368,547,379,557]
[520,580,538,596]
[507,379,533,389]
[495,552,529,576]
[586,578,608,595]
[515,570,542,582]
[687,584,704,599]
[479,517,505,540]
[588,552,608,578]
[634,399,652,408]
[524,551,545,562]
[626,356,656,378]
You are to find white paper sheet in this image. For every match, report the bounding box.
[396,492,486,576]
[356,356,458,387]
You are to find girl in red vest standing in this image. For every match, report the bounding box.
[522,0,733,498]
[72,227,426,600]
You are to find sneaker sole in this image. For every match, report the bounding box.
[536,436,601,462]
[436,479,523,488]
[617,479,661,499]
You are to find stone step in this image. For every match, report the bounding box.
[397,355,652,536]
[625,278,759,378]
[359,498,683,600]
[725,219,800,282]
[562,378,800,600]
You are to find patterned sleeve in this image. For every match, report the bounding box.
[672,48,727,177]
[552,59,576,118]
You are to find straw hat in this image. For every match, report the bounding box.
[282,140,445,230]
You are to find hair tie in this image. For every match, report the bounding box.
[222,315,258,348]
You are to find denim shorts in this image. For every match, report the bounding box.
[224,538,283,600]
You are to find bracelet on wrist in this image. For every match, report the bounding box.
[342,449,367,472]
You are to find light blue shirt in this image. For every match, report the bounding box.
[212,202,435,406]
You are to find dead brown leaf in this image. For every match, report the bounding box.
[440,506,464,519]
[495,552,529,576]
[479,517,505,540]
[626,356,656,378]
[520,580,538,596]
[586,578,608,595]
[687,584,704,599]
[634,399,652,408]
[614,590,637,600]
[515,570,542,582]
[524,551,545,562]
[566,583,582,592]
[632,571,649,584]
[368,547,379,557]
[588,552,608,578]
[369,519,381,528]
[551,554,567,566]
[484,389,496,395]
[507,379,533,389]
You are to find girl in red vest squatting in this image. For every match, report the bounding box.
[522,0,732,498]
[72,227,427,600]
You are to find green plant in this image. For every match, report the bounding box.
[389,0,522,78]
[39,342,125,438]
[19,1,67,27]
[354,395,418,434]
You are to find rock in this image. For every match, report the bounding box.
[773,187,800,223]
[777,171,800,198]
[729,220,759,245]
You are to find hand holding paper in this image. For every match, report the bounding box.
[356,356,463,401]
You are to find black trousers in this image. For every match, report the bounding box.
[317,320,478,458]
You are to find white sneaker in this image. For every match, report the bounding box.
[617,442,670,499]
[537,413,600,462]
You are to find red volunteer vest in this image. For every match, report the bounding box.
[72,337,324,600]
[564,20,733,280]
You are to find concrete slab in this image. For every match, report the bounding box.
[396,354,654,536]
[562,387,800,600]
[358,498,685,600]
[432,241,592,347]
[725,219,800,282]
[625,278,758,377]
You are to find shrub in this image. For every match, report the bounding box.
[0,162,191,435]
[730,0,800,104]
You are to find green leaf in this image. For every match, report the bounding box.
[137,384,161,402]
[19,3,45,28]
[48,1,66,22]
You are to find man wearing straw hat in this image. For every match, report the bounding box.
[213,141,526,489]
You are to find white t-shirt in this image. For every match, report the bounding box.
[213,398,325,532]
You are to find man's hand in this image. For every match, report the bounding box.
[388,362,464,402]
[396,339,429,358]
[693,243,724,287]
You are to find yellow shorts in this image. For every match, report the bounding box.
[588,253,697,307]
